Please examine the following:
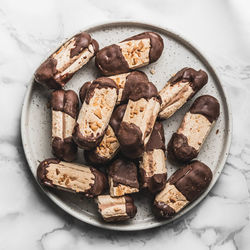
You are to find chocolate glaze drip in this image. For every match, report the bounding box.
[85,77,118,104]
[121,71,149,103]
[117,122,144,159]
[190,95,220,123]
[145,121,165,151]
[109,158,139,188]
[79,81,92,103]
[124,196,137,218]
[169,160,212,202]
[123,31,164,63]
[167,133,198,163]
[109,104,127,135]
[169,67,208,93]
[129,81,161,103]
[95,44,129,76]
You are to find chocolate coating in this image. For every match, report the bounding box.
[85,77,118,104]
[79,81,92,103]
[110,104,127,135]
[129,81,161,103]
[95,44,129,76]
[88,167,108,197]
[37,159,107,197]
[124,196,137,218]
[169,67,208,93]
[145,121,165,152]
[117,122,144,159]
[190,95,220,123]
[52,137,77,162]
[37,158,60,187]
[140,169,167,194]
[109,158,139,189]
[167,133,198,163]
[123,32,164,63]
[35,32,98,89]
[153,201,176,218]
[169,161,213,202]
[121,71,149,102]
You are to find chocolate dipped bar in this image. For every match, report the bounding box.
[108,158,139,197]
[35,32,99,89]
[96,195,137,222]
[95,32,163,76]
[167,95,220,163]
[85,104,127,165]
[37,159,107,197]
[73,77,118,150]
[51,90,79,162]
[159,68,208,119]
[117,81,161,159]
[79,71,148,105]
[139,121,167,193]
[153,161,212,218]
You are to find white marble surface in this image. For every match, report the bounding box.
[0,0,250,249]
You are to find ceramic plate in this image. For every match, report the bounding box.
[21,21,232,231]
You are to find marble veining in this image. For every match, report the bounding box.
[0,0,250,249]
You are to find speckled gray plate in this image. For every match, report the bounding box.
[21,21,232,231]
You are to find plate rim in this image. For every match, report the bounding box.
[21,20,232,231]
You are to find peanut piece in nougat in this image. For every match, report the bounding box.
[51,90,79,162]
[96,195,137,222]
[73,77,118,150]
[37,159,107,198]
[95,32,163,76]
[153,161,212,218]
[167,95,220,163]
[84,104,127,165]
[117,81,161,159]
[108,158,139,197]
[159,68,208,120]
[35,32,99,89]
[139,122,167,193]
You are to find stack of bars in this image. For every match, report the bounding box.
[35,30,220,222]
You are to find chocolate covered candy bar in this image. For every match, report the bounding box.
[153,161,212,218]
[167,95,220,163]
[73,77,118,150]
[85,104,127,165]
[79,71,148,105]
[117,81,161,159]
[37,159,107,197]
[159,68,208,119]
[35,32,99,89]
[96,195,137,222]
[139,122,167,193]
[51,90,79,162]
[95,32,163,76]
[108,158,139,197]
